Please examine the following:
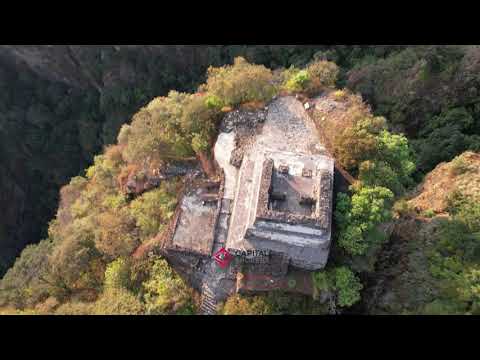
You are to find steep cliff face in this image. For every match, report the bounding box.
[0,45,217,90]
[0,45,228,275]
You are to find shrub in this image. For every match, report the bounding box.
[58,177,88,216]
[306,60,339,90]
[220,292,326,315]
[376,130,416,186]
[450,195,480,232]
[333,114,416,190]
[312,271,331,301]
[102,193,127,211]
[93,288,144,315]
[95,208,139,259]
[426,196,480,314]
[421,299,464,315]
[104,145,125,171]
[423,209,436,218]
[48,223,104,298]
[393,199,415,217]
[332,89,347,101]
[334,117,386,171]
[104,258,131,291]
[55,301,95,315]
[312,271,331,292]
[333,266,363,307]
[123,92,194,164]
[84,154,121,191]
[191,132,210,154]
[284,70,310,92]
[205,57,277,107]
[457,267,480,313]
[358,160,404,195]
[129,184,177,240]
[34,297,60,314]
[204,94,224,110]
[142,258,196,315]
[220,294,272,315]
[180,94,219,136]
[0,239,55,309]
[450,155,470,175]
[414,125,469,173]
[421,107,475,136]
[335,186,394,256]
[312,266,363,308]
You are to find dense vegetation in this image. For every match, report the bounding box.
[305,85,417,310]
[220,291,328,315]
[0,56,342,314]
[1,45,405,275]
[2,45,480,315]
[423,195,480,314]
[346,45,480,177]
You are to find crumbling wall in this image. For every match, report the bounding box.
[316,169,333,230]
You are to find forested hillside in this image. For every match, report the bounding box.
[346,45,480,175]
[0,45,403,276]
[1,45,480,315]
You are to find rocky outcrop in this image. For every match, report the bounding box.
[406,151,480,214]
[362,151,480,314]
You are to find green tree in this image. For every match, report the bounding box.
[335,186,394,256]
[426,196,480,314]
[220,292,326,315]
[95,208,139,259]
[205,57,277,107]
[306,60,339,92]
[358,160,404,195]
[142,258,196,315]
[93,288,144,315]
[284,70,310,92]
[123,92,194,164]
[55,301,95,315]
[129,184,177,240]
[312,266,363,308]
[334,116,386,171]
[376,130,416,187]
[333,266,363,307]
[191,132,210,154]
[180,94,219,136]
[104,258,131,291]
[220,294,272,315]
[0,239,55,309]
[48,221,104,299]
[204,94,224,110]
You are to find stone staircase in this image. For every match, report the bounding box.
[199,197,237,316]
[200,284,218,315]
[212,199,232,254]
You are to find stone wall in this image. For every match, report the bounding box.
[316,169,333,230]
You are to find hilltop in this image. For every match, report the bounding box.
[1,47,479,315]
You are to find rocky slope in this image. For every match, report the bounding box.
[362,151,480,314]
[406,151,480,214]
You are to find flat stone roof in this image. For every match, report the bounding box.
[225,96,334,270]
[169,186,217,256]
